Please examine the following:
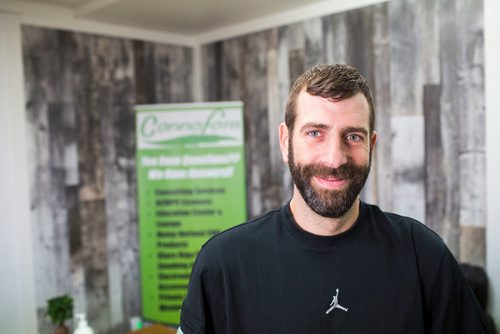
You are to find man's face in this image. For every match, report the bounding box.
[279,90,377,218]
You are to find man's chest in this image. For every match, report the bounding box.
[219,242,426,333]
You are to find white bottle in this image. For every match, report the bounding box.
[74,313,94,334]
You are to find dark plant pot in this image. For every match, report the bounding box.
[54,324,70,334]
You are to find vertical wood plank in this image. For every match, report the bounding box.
[389,0,426,223]
[288,49,305,87]
[424,84,446,234]
[221,38,243,101]
[241,31,271,217]
[74,34,111,333]
[438,0,461,255]
[280,22,306,86]
[323,12,348,64]
[169,45,193,102]
[133,41,156,104]
[345,7,375,77]
[275,27,294,201]
[200,42,222,101]
[370,3,391,208]
[57,31,89,325]
[390,0,422,116]
[22,27,72,333]
[422,0,440,84]
[265,28,288,205]
[153,43,172,102]
[460,226,486,266]
[456,0,485,265]
[99,37,139,333]
[303,18,324,68]
[391,115,426,223]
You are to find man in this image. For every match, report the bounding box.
[178,64,493,333]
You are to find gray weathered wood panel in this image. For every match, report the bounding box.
[389,0,427,224]
[455,0,486,264]
[202,4,391,218]
[370,4,391,209]
[424,84,446,234]
[22,26,193,333]
[22,0,486,332]
[201,0,485,267]
[437,0,462,257]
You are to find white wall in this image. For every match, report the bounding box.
[0,12,37,334]
[485,0,500,328]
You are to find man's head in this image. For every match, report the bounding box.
[279,64,377,219]
[285,64,375,137]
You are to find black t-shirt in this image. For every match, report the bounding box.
[180,202,493,333]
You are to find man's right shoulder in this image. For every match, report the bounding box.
[200,206,282,251]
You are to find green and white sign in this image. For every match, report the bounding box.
[135,102,247,325]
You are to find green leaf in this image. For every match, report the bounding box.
[47,295,73,325]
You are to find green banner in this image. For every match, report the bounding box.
[135,102,247,325]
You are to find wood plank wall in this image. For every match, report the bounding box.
[203,5,389,217]
[202,0,485,263]
[21,0,485,332]
[22,27,193,334]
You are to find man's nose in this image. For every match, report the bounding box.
[320,137,348,168]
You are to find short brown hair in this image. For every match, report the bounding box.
[285,64,375,134]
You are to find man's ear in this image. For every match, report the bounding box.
[370,130,377,151]
[279,123,290,163]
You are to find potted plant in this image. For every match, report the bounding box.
[47,295,73,334]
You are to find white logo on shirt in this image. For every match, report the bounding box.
[326,288,348,314]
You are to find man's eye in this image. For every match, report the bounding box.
[307,131,321,137]
[346,134,361,141]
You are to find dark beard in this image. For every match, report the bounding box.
[288,146,371,218]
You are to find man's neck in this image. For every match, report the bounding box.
[289,189,360,236]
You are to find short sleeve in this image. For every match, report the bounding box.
[179,243,226,334]
[408,221,493,333]
[427,247,494,334]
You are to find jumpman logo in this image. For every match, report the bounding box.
[325,288,348,314]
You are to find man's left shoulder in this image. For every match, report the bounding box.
[364,202,446,253]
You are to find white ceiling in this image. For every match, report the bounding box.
[0,0,384,44]
[10,0,333,34]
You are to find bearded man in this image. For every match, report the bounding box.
[178,64,493,334]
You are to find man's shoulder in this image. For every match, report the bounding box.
[363,202,445,250]
[363,203,449,288]
[202,206,283,249]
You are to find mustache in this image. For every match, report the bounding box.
[301,162,359,179]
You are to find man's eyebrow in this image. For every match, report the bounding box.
[299,124,369,136]
[343,127,369,136]
[299,123,330,132]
